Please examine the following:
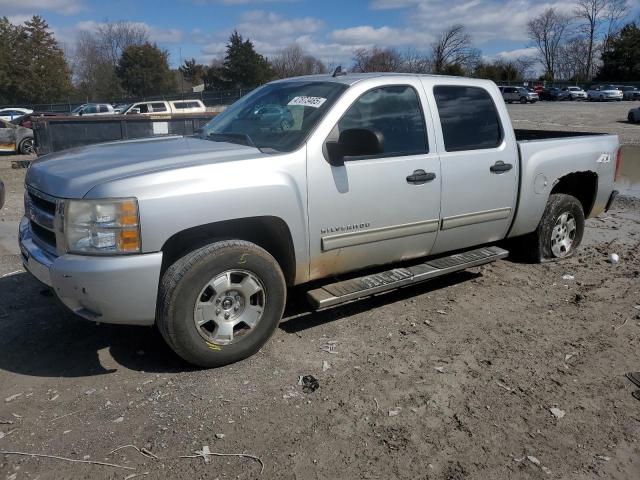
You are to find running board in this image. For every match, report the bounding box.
[307,246,508,310]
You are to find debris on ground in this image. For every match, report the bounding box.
[434,367,445,373]
[388,408,401,417]
[322,361,330,372]
[4,393,22,403]
[608,253,620,264]
[301,375,319,393]
[562,274,574,280]
[549,407,566,419]
[321,341,338,354]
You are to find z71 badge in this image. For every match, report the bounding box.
[596,153,611,163]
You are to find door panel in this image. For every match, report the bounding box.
[306,79,441,280]
[0,121,17,152]
[426,83,519,254]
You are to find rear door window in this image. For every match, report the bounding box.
[151,103,167,112]
[99,105,109,113]
[433,85,503,152]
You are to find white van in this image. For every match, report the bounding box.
[121,100,205,115]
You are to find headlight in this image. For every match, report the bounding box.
[64,198,141,254]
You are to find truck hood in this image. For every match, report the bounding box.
[26,135,265,198]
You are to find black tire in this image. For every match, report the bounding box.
[157,240,286,367]
[629,112,636,123]
[19,137,35,155]
[519,96,527,104]
[518,193,585,263]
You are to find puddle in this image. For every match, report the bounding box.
[618,145,640,198]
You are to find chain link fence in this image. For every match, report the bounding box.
[0,87,255,113]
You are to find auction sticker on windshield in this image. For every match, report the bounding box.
[288,96,327,108]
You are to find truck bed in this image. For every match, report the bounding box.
[515,129,607,142]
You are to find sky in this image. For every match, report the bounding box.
[1,0,639,68]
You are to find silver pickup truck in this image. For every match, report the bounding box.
[19,73,620,367]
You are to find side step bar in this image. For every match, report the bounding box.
[307,246,508,310]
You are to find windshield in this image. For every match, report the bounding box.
[70,105,84,114]
[202,81,348,152]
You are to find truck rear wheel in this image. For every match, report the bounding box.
[157,240,286,367]
[519,193,585,263]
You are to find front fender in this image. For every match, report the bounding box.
[85,152,310,283]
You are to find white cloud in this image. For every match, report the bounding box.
[0,0,85,15]
[330,25,434,48]
[200,10,325,60]
[493,47,538,61]
[367,0,577,43]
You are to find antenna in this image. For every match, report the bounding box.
[332,66,346,77]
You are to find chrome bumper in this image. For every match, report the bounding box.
[19,217,163,326]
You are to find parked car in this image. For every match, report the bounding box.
[0,107,33,121]
[0,118,35,154]
[121,99,206,115]
[11,111,64,130]
[499,86,538,104]
[587,85,623,102]
[70,103,115,116]
[628,107,640,123]
[539,87,571,101]
[112,103,129,114]
[562,86,587,101]
[20,73,620,367]
[618,86,640,100]
[253,104,295,128]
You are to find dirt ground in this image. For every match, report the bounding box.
[1,101,639,480]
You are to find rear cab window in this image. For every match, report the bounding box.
[433,85,503,152]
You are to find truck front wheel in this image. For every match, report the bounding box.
[157,240,286,367]
[519,193,585,262]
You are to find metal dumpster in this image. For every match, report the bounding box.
[33,113,218,156]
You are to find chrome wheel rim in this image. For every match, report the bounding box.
[193,269,266,345]
[22,138,35,154]
[551,212,576,257]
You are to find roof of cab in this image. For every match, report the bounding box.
[271,72,497,88]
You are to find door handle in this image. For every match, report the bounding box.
[406,169,436,184]
[490,161,513,173]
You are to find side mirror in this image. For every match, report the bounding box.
[128,108,141,115]
[325,128,384,166]
[78,109,84,116]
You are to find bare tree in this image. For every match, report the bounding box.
[97,21,149,66]
[574,0,607,79]
[556,37,590,80]
[399,48,431,73]
[352,47,403,72]
[270,44,326,78]
[430,24,479,74]
[603,0,630,51]
[72,21,149,100]
[527,8,572,80]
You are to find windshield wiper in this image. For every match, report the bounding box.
[206,132,257,149]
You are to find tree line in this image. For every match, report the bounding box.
[0,6,638,105]
[527,0,635,81]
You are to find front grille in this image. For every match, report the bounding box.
[30,220,57,246]
[28,190,56,216]
[25,187,59,252]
